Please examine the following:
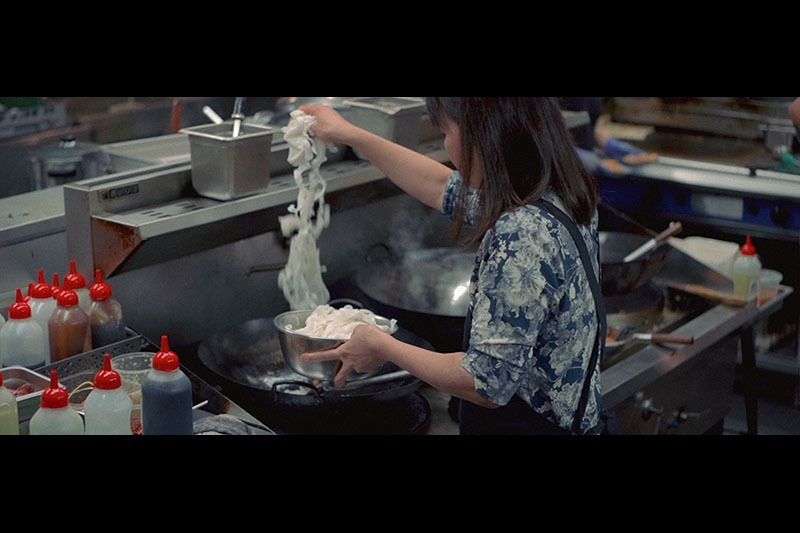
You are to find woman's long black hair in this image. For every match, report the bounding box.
[426,97,598,244]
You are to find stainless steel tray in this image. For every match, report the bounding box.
[1,366,50,422]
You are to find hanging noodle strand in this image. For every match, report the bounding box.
[278,110,335,310]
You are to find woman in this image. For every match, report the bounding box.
[299,97,605,435]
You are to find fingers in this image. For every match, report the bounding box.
[299,344,343,363]
[300,349,353,388]
[333,361,353,389]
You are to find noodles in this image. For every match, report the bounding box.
[278,110,335,310]
[291,304,397,340]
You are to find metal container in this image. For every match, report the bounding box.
[345,97,425,151]
[0,366,50,423]
[273,309,397,382]
[29,134,112,190]
[181,121,275,201]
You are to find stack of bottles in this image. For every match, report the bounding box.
[0,262,126,370]
[20,338,194,436]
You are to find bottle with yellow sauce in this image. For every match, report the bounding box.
[732,235,761,302]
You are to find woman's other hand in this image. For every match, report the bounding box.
[300,324,389,388]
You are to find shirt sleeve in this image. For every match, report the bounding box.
[442,171,481,227]
[461,212,562,406]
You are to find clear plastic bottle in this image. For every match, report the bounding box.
[63,260,91,314]
[0,372,20,435]
[733,235,762,302]
[48,289,90,363]
[28,269,56,364]
[84,353,133,435]
[87,269,126,349]
[0,288,46,369]
[29,369,84,435]
[141,335,193,435]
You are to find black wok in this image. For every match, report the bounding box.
[354,245,477,353]
[599,231,672,296]
[197,313,428,412]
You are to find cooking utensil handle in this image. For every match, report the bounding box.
[650,333,694,344]
[171,98,182,134]
[653,221,682,242]
[272,380,322,398]
[623,221,683,263]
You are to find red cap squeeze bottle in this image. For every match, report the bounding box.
[89,269,112,301]
[9,288,32,319]
[29,269,52,300]
[153,335,180,372]
[93,353,123,390]
[63,260,87,290]
[40,370,69,409]
[51,273,62,300]
[741,235,756,255]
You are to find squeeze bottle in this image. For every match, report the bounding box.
[48,289,90,363]
[141,335,193,435]
[87,270,126,348]
[63,260,91,314]
[28,369,84,435]
[50,273,63,302]
[0,288,46,369]
[84,353,133,435]
[733,235,761,302]
[0,372,20,435]
[28,269,56,363]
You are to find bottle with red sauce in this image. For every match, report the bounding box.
[48,289,90,363]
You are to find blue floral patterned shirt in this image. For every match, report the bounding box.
[442,171,602,432]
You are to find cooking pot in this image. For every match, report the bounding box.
[354,244,476,353]
[599,231,671,296]
[196,311,427,412]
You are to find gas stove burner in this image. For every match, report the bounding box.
[604,283,665,330]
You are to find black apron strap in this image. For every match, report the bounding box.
[532,199,606,434]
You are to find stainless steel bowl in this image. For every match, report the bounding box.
[273,309,397,382]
